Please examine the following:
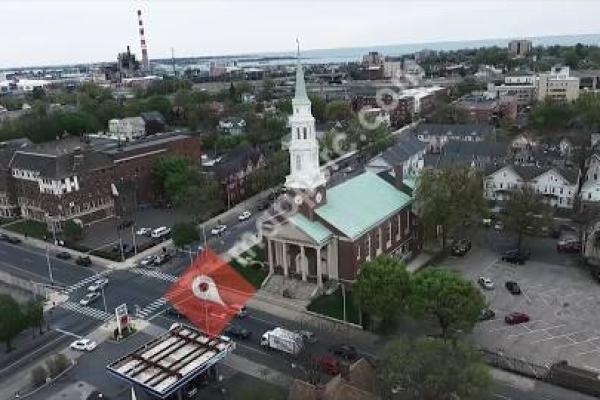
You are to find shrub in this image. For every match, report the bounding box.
[30,366,48,387]
[46,353,71,377]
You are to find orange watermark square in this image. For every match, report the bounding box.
[165,247,255,336]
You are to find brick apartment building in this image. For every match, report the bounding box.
[351,94,415,127]
[0,133,201,231]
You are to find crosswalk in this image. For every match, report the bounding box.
[130,267,177,282]
[64,270,112,294]
[60,300,113,321]
[137,297,168,318]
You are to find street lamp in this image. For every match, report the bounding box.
[101,287,108,315]
[46,245,54,284]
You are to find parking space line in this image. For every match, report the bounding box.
[554,336,600,350]
[507,324,567,338]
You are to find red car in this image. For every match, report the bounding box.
[505,312,530,325]
[314,355,340,375]
[556,239,581,253]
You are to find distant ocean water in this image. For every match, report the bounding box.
[230,33,600,66]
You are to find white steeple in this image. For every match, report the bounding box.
[285,40,326,191]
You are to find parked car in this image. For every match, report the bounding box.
[505,281,522,295]
[314,355,340,375]
[211,224,227,236]
[501,249,528,264]
[298,330,317,344]
[482,217,493,227]
[70,338,97,352]
[76,256,92,266]
[478,308,496,321]
[451,239,471,256]
[136,227,151,236]
[151,226,171,239]
[505,312,530,325]
[223,325,252,340]
[478,277,494,290]
[153,253,171,265]
[139,255,155,267]
[329,344,358,360]
[494,221,504,231]
[1,235,21,244]
[88,278,109,292]
[556,238,582,253]
[238,211,252,221]
[79,291,101,306]
[56,251,71,260]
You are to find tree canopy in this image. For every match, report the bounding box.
[415,165,486,248]
[503,187,548,249]
[171,223,200,248]
[353,255,411,321]
[377,337,492,400]
[63,219,84,242]
[408,268,486,338]
[0,294,26,352]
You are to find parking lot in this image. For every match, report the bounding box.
[444,240,600,373]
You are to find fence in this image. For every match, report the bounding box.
[481,349,600,397]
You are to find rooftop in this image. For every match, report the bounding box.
[316,171,412,240]
[289,213,332,245]
[106,324,235,399]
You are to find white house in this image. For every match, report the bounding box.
[218,117,246,135]
[105,117,146,141]
[485,164,578,208]
[367,134,427,178]
[581,152,600,203]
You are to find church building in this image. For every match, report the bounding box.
[263,50,421,288]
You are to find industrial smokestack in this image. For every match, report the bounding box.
[137,9,149,70]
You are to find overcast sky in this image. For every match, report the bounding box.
[2,0,600,68]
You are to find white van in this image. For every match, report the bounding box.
[151,226,171,238]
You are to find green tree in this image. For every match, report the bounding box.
[503,187,548,249]
[325,100,352,121]
[353,255,411,322]
[0,294,26,352]
[63,219,84,242]
[259,77,275,101]
[377,337,492,400]
[175,173,224,222]
[23,300,44,337]
[152,155,194,199]
[409,269,485,339]
[31,366,48,388]
[171,223,200,248]
[308,95,326,123]
[415,165,486,248]
[46,353,71,377]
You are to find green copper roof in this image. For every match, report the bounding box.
[289,213,332,245]
[403,177,417,190]
[315,171,412,240]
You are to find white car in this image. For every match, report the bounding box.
[70,338,97,352]
[140,255,155,267]
[88,278,108,292]
[80,292,101,306]
[211,225,227,236]
[238,211,252,221]
[478,277,494,290]
[136,227,151,236]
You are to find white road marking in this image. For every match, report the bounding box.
[507,323,566,338]
[554,335,600,350]
[54,328,82,339]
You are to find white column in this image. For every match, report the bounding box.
[282,243,289,277]
[316,246,323,288]
[267,239,274,275]
[300,245,307,281]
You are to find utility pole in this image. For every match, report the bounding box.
[46,245,54,284]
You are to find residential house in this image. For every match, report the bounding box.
[580,151,600,204]
[454,94,517,124]
[351,94,414,127]
[203,146,266,207]
[413,123,494,153]
[367,133,427,178]
[424,140,508,170]
[484,164,579,208]
[218,117,246,135]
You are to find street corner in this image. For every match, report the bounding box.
[165,247,256,336]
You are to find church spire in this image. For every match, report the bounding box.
[294,38,309,103]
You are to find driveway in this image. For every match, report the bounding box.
[443,242,600,374]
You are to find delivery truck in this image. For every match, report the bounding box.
[260,327,304,356]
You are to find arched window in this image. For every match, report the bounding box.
[303,127,307,139]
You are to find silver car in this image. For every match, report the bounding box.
[80,291,101,306]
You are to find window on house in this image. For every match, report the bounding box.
[387,222,392,247]
[366,234,371,259]
[303,127,307,139]
[356,242,361,260]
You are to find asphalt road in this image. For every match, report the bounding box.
[0,219,598,399]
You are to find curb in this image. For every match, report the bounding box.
[302,310,364,330]
[19,359,76,399]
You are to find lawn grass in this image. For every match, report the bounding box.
[307,287,361,325]
[6,220,50,240]
[229,258,268,289]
